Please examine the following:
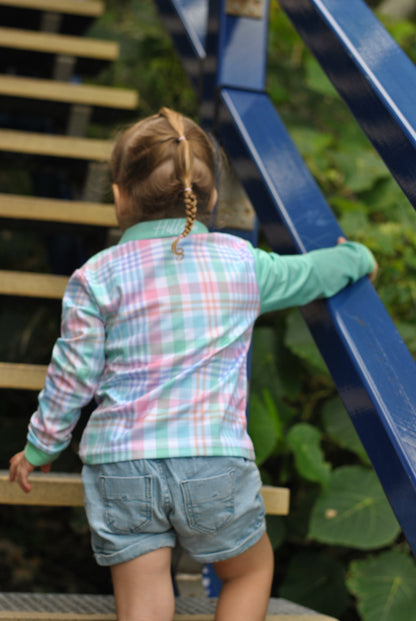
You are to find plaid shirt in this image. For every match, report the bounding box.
[26,219,374,466]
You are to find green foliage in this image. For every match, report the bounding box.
[347,550,416,621]
[279,550,349,617]
[249,390,282,465]
[284,310,329,375]
[309,466,401,549]
[287,423,331,487]
[249,316,411,619]
[87,0,198,120]
[321,397,370,465]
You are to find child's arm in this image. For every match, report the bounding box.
[9,269,105,492]
[251,237,377,315]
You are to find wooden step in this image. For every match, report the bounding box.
[1,193,116,226]
[0,270,68,298]
[0,75,138,110]
[0,0,104,35]
[0,194,117,227]
[0,0,104,17]
[0,26,119,61]
[0,129,113,160]
[0,470,290,515]
[0,593,339,620]
[0,362,47,390]
[0,471,83,506]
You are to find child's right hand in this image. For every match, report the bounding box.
[337,236,378,282]
[9,451,51,493]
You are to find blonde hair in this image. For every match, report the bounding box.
[110,107,216,257]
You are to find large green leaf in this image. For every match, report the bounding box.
[321,396,370,465]
[251,326,301,401]
[279,550,349,618]
[285,310,329,375]
[287,423,331,487]
[248,390,281,466]
[251,328,284,400]
[347,550,416,621]
[309,466,400,549]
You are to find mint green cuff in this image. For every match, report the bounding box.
[362,244,376,274]
[24,442,60,467]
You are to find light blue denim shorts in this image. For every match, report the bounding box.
[82,457,266,567]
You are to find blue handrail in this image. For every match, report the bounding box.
[279,0,416,209]
[155,0,416,555]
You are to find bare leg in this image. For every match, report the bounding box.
[213,532,274,621]
[111,547,175,621]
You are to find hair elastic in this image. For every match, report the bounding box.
[177,135,186,142]
[184,187,192,192]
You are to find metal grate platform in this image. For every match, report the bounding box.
[0,592,338,620]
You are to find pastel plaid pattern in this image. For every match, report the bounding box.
[26,219,375,466]
[28,221,260,463]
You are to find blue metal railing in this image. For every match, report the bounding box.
[155,0,416,555]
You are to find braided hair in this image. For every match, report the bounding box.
[110,107,216,258]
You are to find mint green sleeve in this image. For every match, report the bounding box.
[249,241,375,315]
[24,441,61,467]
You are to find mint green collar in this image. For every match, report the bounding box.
[119,219,209,244]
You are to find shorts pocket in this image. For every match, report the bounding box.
[100,475,152,534]
[181,470,234,534]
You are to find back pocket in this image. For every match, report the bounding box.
[181,470,234,534]
[101,475,152,534]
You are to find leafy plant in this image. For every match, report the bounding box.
[348,550,416,621]
[309,466,401,549]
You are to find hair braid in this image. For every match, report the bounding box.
[159,108,198,258]
[171,188,197,258]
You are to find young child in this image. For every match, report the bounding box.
[9,107,377,621]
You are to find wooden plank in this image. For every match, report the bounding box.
[262,485,290,515]
[0,194,117,227]
[0,129,113,160]
[0,362,47,390]
[0,75,138,110]
[0,471,290,515]
[0,0,104,16]
[0,270,68,298]
[0,27,119,60]
[0,472,84,506]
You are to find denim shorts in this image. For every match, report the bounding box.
[82,456,266,567]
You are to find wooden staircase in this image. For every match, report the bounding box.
[0,1,338,619]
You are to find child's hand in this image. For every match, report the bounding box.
[337,236,378,282]
[9,451,51,493]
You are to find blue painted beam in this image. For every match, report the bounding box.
[278,0,416,210]
[216,87,416,554]
[215,1,269,91]
[200,0,269,122]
